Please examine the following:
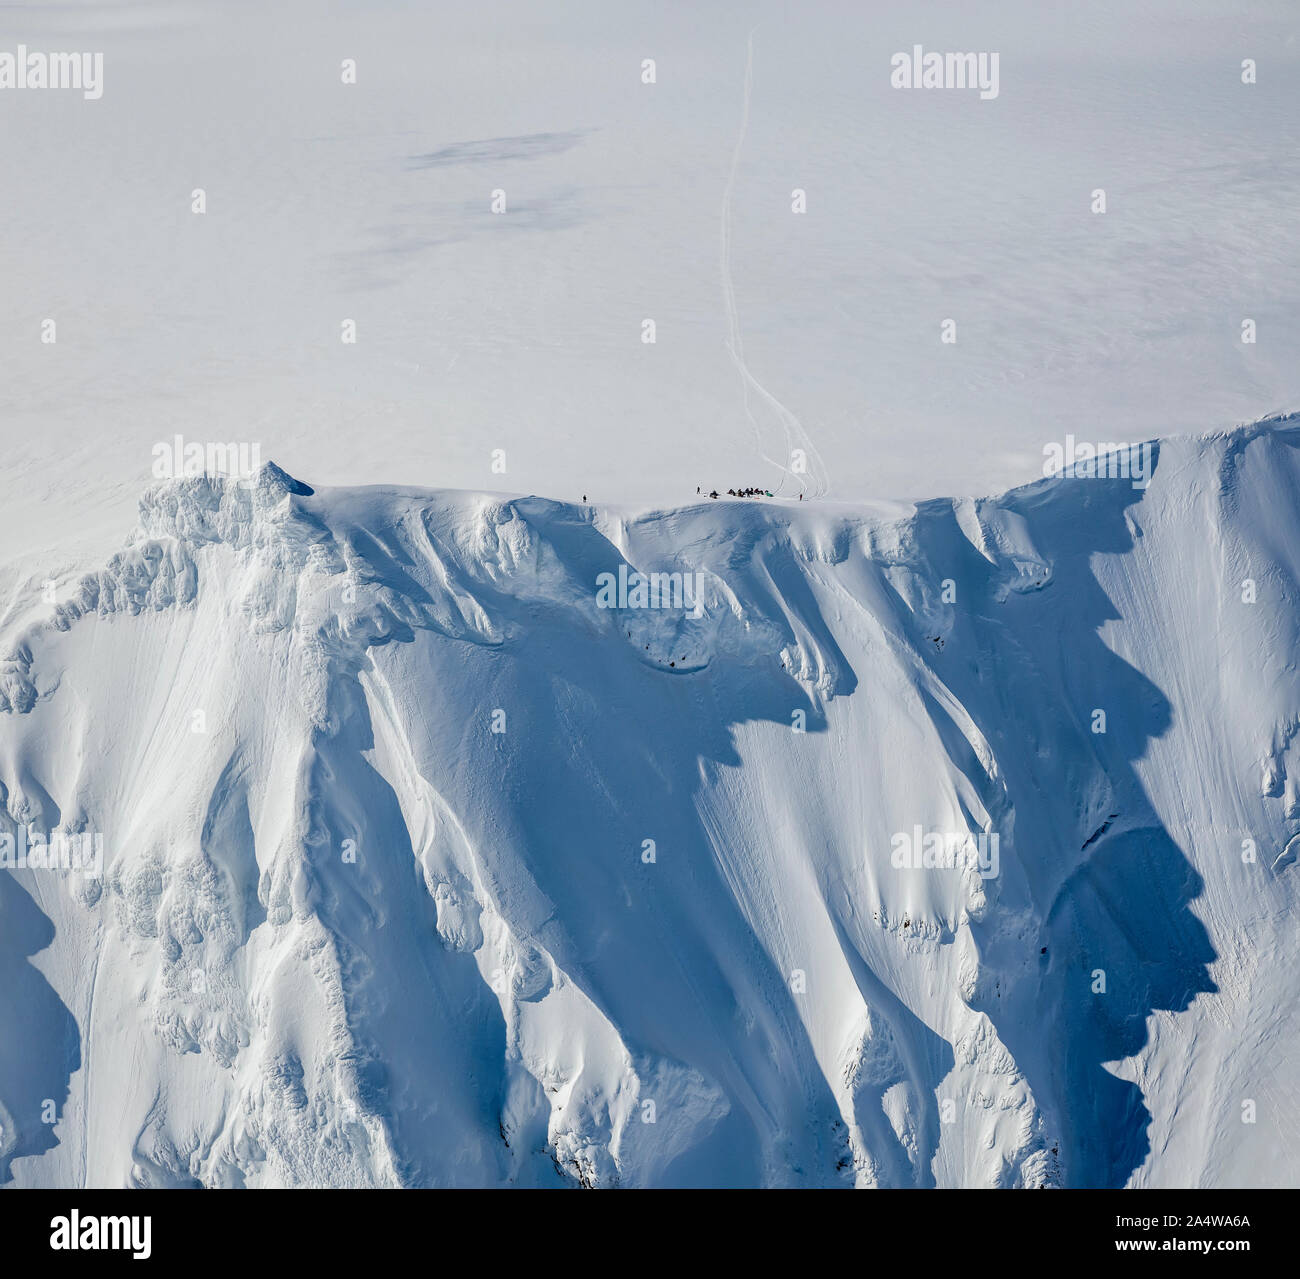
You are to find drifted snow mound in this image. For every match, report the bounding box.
[3,419,1300,1189]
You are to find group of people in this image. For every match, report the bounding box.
[697,486,799,500]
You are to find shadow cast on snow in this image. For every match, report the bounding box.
[896,443,1217,1186]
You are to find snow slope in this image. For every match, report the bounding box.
[2,416,1299,1188]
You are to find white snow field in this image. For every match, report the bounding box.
[2,416,1299,1188]
[2,0,1299,555]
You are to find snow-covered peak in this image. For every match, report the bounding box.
[2,417,1299,1187]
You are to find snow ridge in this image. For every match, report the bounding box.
[3,416,1299,1188]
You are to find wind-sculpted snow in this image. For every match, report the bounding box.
[2,417,1299,1187]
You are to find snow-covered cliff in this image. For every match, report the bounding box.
[3,419,1298,1188]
